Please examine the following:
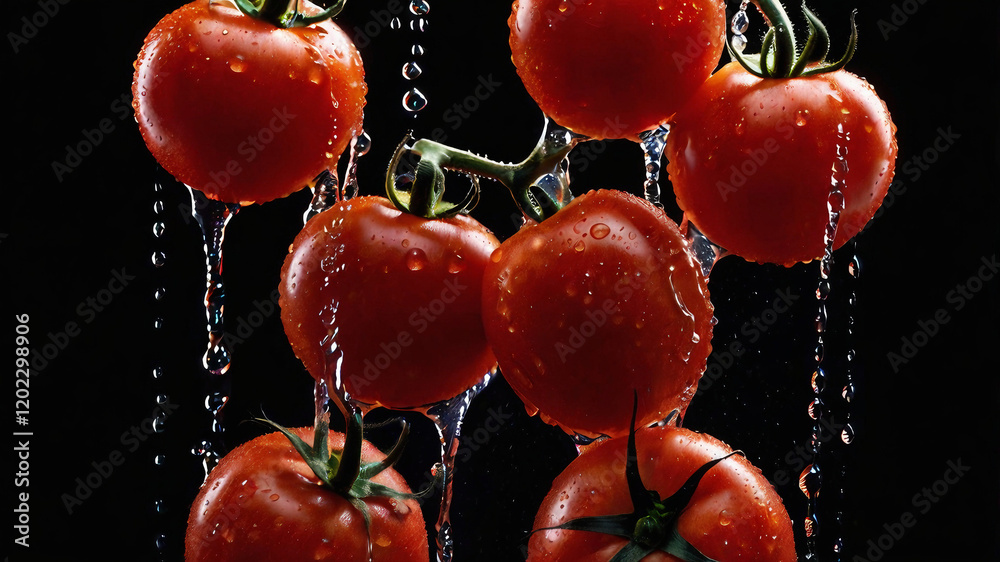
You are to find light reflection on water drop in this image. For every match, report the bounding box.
[402,61,423,80]
[403,88,428,112]
[409,0,430,15]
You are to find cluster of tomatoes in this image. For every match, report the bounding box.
[133,0,896,560]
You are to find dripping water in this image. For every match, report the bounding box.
[151,180,169,559]
[188,186,240,477]
[803,122,850,560]
[421,368,495,562]
[638,124,669,207]
[401,0,430,115]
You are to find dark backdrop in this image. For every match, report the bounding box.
[5,0,998,560]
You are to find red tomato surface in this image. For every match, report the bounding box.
[665,62,897,266]
[185,427,427,561]
[280,196,500,409]
[509,0,726,140]
[133,0,366,205]
[482,190,714,439]
[528,424,797,561]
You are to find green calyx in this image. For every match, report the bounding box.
[730,1,857,79]
[231,0,345,28]
[256,407,436,535]
[385,118,582,222]
[527,394,742,562]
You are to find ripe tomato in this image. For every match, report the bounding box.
[185,426,427,561]
[482,190,713,439]
[279,196,500,409]
[508,0,726,140]
[528,423,797,561]
[665,61,897,266]
[133,0,366,205]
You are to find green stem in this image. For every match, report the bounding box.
[753,0,796,76]
[387,118,582,222]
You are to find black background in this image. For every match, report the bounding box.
[5,0,999,560]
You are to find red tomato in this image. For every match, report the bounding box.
[133,0,366,205]
[665,62,897,266]
[528,424,797,561]
[185,427,427,561]
[279,196,500,409]
[508,0,726,140]
[482,190,713,439]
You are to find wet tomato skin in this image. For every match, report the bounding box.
[509,0,726,140]
[528,424,797,561]
[482,190,714,439]
[279,196,500,409]
[133,0,366,205]
[665,62,897,266]
[185,427,427,561]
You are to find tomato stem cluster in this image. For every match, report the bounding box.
[529,395,740,562]
[386,119,583,222]
[733,0,857,78]
[231,0,345,28]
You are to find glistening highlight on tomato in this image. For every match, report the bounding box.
[279,196,500,409]
[133,0,366,205]
[508,0,726,140]
[482,190,714,439]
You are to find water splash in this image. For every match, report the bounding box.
[682,220,723,278]
[420,367,495,562]
[730,0,751,55]
[304,169,340,224]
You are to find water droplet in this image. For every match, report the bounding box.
[402,61,422,80]
[154,287,166,301]
[406,248,427,271]
[409,0,430,16]
[153,200,165,214]
[811,368,826,392]
[229,57,246,73]
[154,454,166,466]
[719,509,732,526]
[731,9,750,34]
[841,423,856,444]
[842,383,855,402]
[573,240,586,252]
[409,18,428,32]
[269,493,280,501]
[447,254,466,273]
[151,251,166,267]
[402,88,428,112]
[152,222,166,238]
[799,464,822,498]
[730,33,748,53]
[154,317,164,329]
[808,397,824,420]
[411,44,425,56]
[152,366,164,380]
[589,223,610,240]
[389,17,401,29]
[796,110,810,127]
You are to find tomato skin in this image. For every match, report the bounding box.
[185,427,427,561]
[279,196,500,409]
[509,0,726,140]
[528,424,797,561]
[482,190,713,439]
[133,0,366,205]
[665,62,897,266]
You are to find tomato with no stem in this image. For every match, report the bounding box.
[665,62,897,266]
[185,426,427,561]
[280,196,500,409]
[133,0,366,205]
[528,424,797,561]
[508,0,726,140]
[482,190,713,439]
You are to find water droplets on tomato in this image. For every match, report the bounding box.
[406,247,427,271]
